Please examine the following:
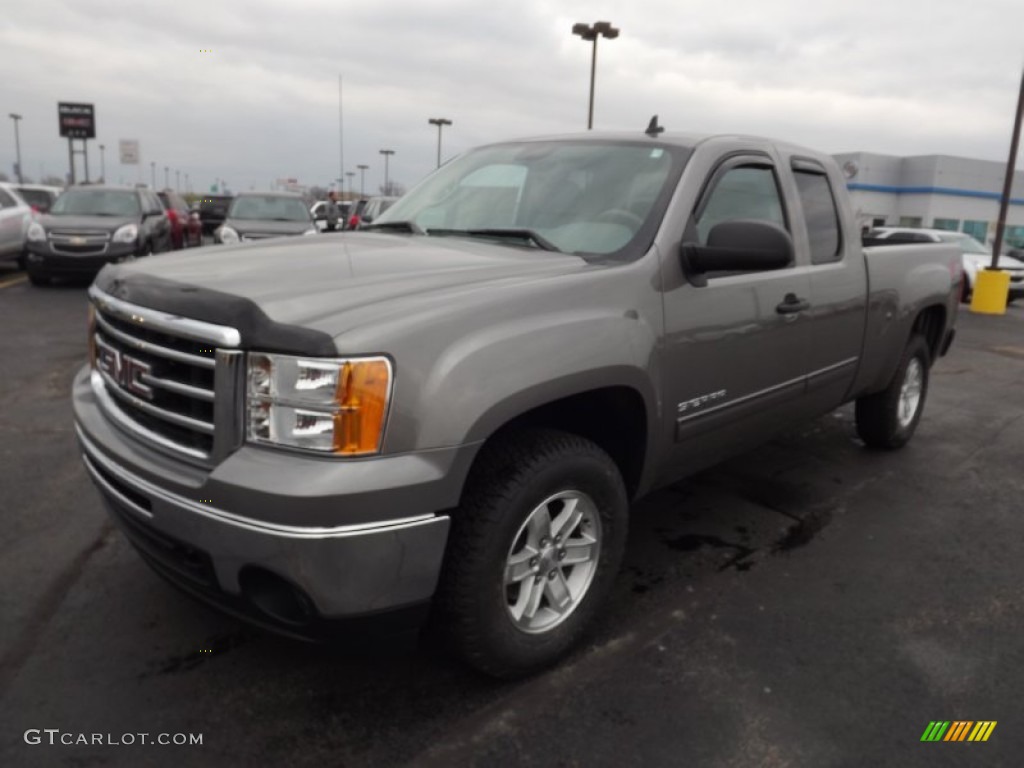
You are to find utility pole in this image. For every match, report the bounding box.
[428,117,452,168]
[990,66,1024,270]
[8,114,23,183]
[379,149,395,194]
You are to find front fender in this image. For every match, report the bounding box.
[411,308,661,451]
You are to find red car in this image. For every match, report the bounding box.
[157,189,202,248]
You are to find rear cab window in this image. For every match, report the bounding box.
[791,159,843,264]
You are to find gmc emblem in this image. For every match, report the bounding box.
[96,338,153,400]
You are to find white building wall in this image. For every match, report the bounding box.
[832,151,1024,246]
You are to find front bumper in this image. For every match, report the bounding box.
[73,365,463,637]
[26,239,139,275]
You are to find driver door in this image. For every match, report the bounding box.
[661,154,812,477]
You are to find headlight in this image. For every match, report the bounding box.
[27,222,46,242]
[246,353,392,455]
[112,224,139,244]
[218,226,239,244]
[302,228,318,236]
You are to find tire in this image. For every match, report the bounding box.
[435,428,628,678]
[855,335,931,450]
[27,271,50,286]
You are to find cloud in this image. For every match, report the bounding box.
[3,0,1023,191]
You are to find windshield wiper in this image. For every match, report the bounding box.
[362,220,425,234]
[427,227,561,252]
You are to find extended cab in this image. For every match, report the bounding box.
[73,132,959,677]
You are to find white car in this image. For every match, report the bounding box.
[13,183,63,214]
[0,182,34,268]
[867,227,1024,303]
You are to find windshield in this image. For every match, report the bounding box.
[375,140,687,256]
[50,189,140,217]
[228,195,311,221]
[937,232,989,254]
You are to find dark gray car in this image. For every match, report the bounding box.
[73,131,960,678]
[24,185,171,285]
[214,192,317,244]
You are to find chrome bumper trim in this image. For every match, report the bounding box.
[76,424,440,539]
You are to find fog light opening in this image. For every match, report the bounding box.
[239,567,316,627]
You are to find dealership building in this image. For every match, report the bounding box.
[831,152,1024,247]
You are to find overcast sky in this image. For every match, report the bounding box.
[3,0,1023,195]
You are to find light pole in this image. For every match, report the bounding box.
[428,118,452,168]
[164,166,169,189]
[345,171,355,198]
[357,164,369,197]
[175,169,180,193]
[379,149,395,194]
[150,161,155,188]
[99,143,105,182]
[8,114,23,183]
[185,172,190,193]
[571,21,620,130]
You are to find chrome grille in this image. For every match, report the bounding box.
[88,286,243,465]
[50,231,111,256]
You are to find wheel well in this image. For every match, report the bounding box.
[475,387,648,499]
[912,305,946,363]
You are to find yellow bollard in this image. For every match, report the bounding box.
[970,269,1011,315]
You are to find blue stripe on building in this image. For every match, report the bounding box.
[846,183,1024,205]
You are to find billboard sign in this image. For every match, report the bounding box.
[58,102,96,139]
[119,140,140,165]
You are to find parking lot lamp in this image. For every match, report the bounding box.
[357,164,368,197]
[176,169,180,193]
[150,161,155,188]
[164,166,169,189]
[379,149,395,194]
[428,118,452,168]
[345,171,355,197]
[8,114,23,183]
[571,21,620,130]
[98,144,105,183]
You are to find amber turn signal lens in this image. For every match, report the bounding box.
[333,359,391,454]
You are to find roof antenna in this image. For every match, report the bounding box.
[645,115,664,137]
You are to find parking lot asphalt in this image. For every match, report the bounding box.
[1,262,1022,767]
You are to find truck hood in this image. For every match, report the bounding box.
[41,213,137,232]
[97,233,590,346]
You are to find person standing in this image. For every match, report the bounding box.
[324,190,341,232]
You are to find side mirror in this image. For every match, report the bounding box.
[681,220,794,287]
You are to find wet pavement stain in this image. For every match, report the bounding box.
[663,534,758,572]
[772,507,835,553]
[144,630,251,677]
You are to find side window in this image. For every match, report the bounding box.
[794,170,842,264]
[0,189,17,207]
[147,192,163,214]
[696,165,786,244]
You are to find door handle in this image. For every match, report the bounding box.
[776,293,810,314]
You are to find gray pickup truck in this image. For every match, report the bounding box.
[73,130,960,677]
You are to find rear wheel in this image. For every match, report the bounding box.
[855,335,931,449]
[435,429,628,678]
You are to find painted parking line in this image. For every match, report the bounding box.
[0,274,27,289]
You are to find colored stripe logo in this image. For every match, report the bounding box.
[921,721,996,742]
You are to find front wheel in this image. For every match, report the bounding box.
[855,335,931,449]
[435,429,628,678]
